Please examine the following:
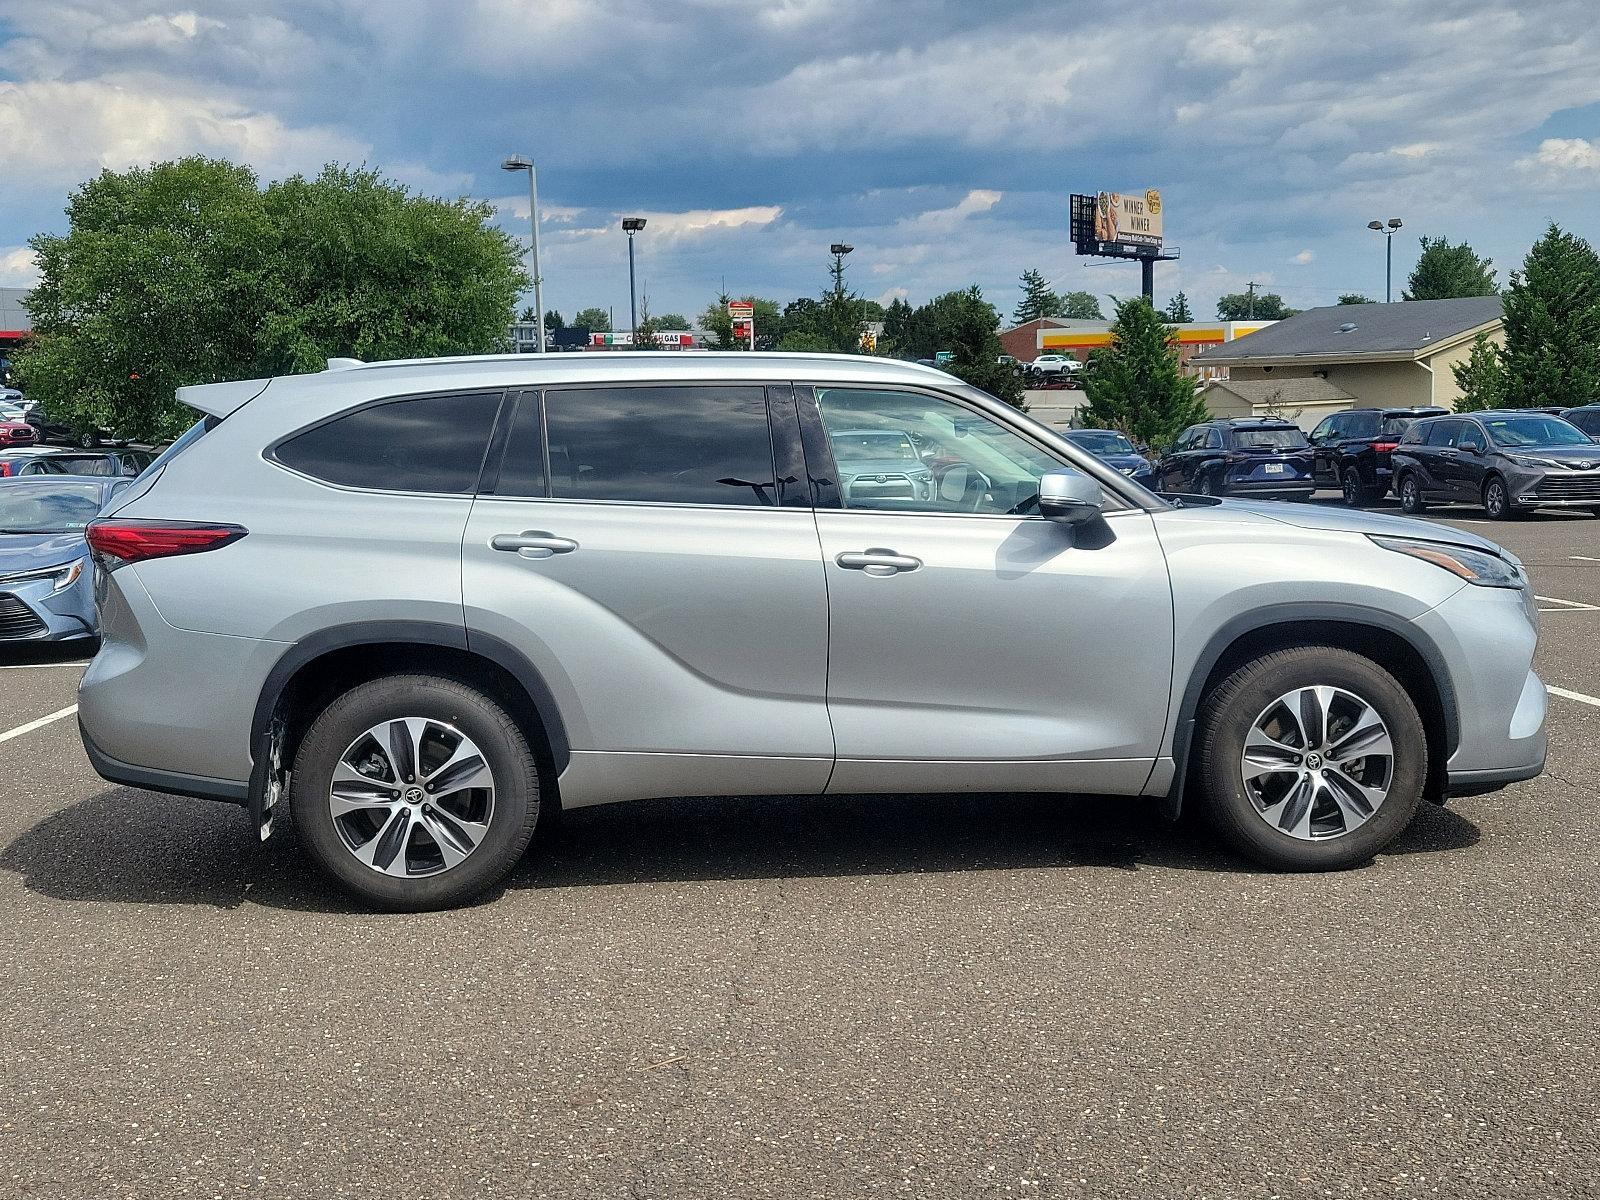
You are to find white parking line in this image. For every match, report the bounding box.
[0,704,79,745]
[1536,595,1600,612]
[1550,685,1600,709]
[1572,555,1600,563]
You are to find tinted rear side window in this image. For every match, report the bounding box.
[544,385,776,506]
[1344,411,1381,437]
[275,391,502,494]
[1569,409,1600,436]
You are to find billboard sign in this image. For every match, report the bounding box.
[1092,190,1163,248]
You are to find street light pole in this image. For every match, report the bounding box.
[501,156,545,352]
[622,217,647,347]
[1367,217,1403,302]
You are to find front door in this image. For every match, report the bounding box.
[461,383,833,808]
[802,384,1174,795]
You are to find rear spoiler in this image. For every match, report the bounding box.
[175,376,272,419]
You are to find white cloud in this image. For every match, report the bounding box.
[1525,136,1600,172]
[615,206,783,242]
[0,78,366,189]
[0,246,40,289]
[1292,249,1315,264]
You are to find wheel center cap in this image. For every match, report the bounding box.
[405,786,425,803]
[1305,752,1324,770]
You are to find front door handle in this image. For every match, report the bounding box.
[491,531,579,559]
[836,548,922,576]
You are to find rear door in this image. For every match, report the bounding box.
[460,382,833,809]
[1309,415,1339,485]
[801,382,1173,796]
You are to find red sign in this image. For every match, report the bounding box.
[728,301,753,319]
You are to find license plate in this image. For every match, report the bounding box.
[1264,463,1285,474]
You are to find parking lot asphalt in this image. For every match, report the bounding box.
[2,498,1597,1199]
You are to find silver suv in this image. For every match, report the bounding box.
[78,354,1547,909]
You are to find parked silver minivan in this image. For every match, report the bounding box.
[79,354,1546,908]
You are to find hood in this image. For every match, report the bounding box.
[1097,452,1152,474]
[0,530,91,575]
[1218,499,1507,556]
[1505,444,1600,466]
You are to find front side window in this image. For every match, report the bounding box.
[544,385,776,506]
[815,387,1062,514]
[1309,417,1334,443]
[274,391,502,494]
[1456,424,1486,454]
[1204,428,1225,450]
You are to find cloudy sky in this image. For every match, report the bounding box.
[2,0,1598,326]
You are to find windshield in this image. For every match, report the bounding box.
[1484,416,1592,447]
[830,431,918,461]
[1067,431,1136,455]
[0,482,103,533]
[1230,427,1308,451]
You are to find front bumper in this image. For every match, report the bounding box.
[1507,464,1600,508]
[0,565,96,642]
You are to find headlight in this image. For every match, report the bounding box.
[0,559,85,593]
[1369,536,1521,588]
[1504,453,1556,468]
[1120,466,1136,475]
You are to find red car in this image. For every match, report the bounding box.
[0,420,38,447]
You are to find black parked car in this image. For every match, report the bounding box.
[1392,411,1600,519]
[1308,406,1446,506]
[1562,404,1600,439]
[1061,429,1154,488]
[1157,418,1315,500]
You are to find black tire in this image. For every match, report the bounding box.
[291,674,541,911]
[1340,465,1374,507]
[1483,475,1520,520]
[1196,473,1215,497]
[1398,472,1426,514]
[1195,646,1426,871]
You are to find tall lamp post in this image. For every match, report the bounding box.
[1367,217,1403,303]
[829,243,855,349]
[501,156,546,353]
[622,217,647,346]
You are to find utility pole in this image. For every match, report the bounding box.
[1246,281,1258,320]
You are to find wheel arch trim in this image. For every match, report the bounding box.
[1162,602,1458,817]
[249,620,571,773]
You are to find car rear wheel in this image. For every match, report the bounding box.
[290,674,541,910]
[1483,476,1520,520]
[1195,646,1425,870]
[1341,465,1376,507]
[1398,473,1426,514]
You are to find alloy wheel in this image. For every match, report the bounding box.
[329,717,496,877]
[1485,480,1507,518]
[1239,686,1394,841]
[1342,469,1359,505]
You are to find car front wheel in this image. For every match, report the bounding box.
[1195,646,1426,870]
[290,674,542,910]
[1483,476,1521,520]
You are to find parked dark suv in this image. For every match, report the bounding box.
[1392,411,1600,519]
[1562,404,1600,439]
[1308,406,1446,506]
[1157,418,1314,500]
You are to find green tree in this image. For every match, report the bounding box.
[777,296,823,346]
[1162,291,1193,322]
[1078,297,1206,450]
[817,251,865,352]
[1404,236,1497,300]
[700,291,736,349]
[1058,290,1104,320]
[655,312,690,330]
[1013,269,1062,323]
[1451,332,1507,412]
[881,297,915,356]
[931,285,1024,408]
[519,305,538,322]
[544,309,564,331]
[1498,224,1600,409]
[571,307,611,333]
[776,331,833,352]
[633,292,660,349]
[1216,291,1296,320]
[20,158,525,440]
[1337,293,1376,305]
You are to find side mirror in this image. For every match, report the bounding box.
[1038,468,1103,524]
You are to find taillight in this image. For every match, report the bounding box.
[1371,441,1399,453]
[0,463,10,477]
[85,519,247,567]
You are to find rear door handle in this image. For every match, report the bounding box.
[835,548,921,576]
[1438,449,1459,457]
[491,531,579,559]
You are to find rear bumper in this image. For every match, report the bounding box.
[1222,482,1315,499]
[80,719,248,805]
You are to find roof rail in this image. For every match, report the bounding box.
[325,357,365,371]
